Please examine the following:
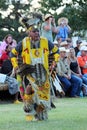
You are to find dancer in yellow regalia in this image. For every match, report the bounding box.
[10,14,59,121]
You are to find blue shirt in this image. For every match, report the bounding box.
[56,26,69,41]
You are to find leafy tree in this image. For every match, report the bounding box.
[0,0,87,41]
[39,0,87,37]
[0,0,32,42]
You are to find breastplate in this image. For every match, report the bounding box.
[30,50,47,87]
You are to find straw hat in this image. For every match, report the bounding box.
[44,14,52,20]
[58,17,68,25]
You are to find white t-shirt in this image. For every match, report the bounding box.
[0,73,6,83]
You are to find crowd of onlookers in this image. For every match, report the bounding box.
[0,13,87,102]
[0,34,21,103]
[41,13,87,98]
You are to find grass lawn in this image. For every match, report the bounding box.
[0,97,87,130]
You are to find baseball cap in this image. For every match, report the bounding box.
[59,47,66,52]
[60,41,69,46]
[80,46,87,51]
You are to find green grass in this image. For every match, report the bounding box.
[0,98,87,130]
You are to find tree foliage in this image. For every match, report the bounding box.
[0,0,32,41]
[0,0,87,41]
[39,0,87,37]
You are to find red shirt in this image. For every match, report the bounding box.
[0,51,9,66]
[77,55,87,74]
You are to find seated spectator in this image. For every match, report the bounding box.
[66,38,73,48]
[56,37,62,47]
[68,48,87,96]
[0,45,13,75]
[0,59,13,76]
[55,17,71,42]
[0,34,17,57]
[56,47,82,97]
[76,42,87,57]
[0,73,21,104]
[74,40,82,56]
[60,41,70,49]
[60,41,70,57]
[77,46,87,78]
[53,37,62,48]
[0,45,11,67]
[53,40,59,48]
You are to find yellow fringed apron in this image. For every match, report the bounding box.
[22,37,50,103]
